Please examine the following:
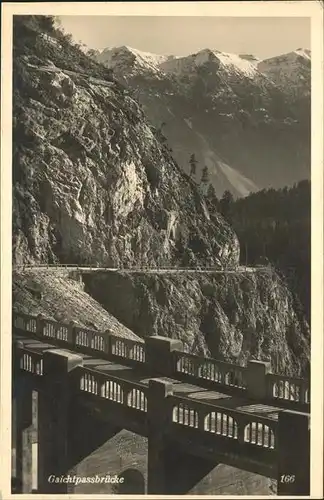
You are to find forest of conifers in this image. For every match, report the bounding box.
[212,180,310,323]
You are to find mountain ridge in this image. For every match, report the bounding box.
[92,44,310,197]
[95,44,311,79]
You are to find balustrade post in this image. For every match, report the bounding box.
[237,421,246,445]
[36,314,45,339]
[277,410,310,495]
[104,329,112,357]
[192,356,200,378]
[145,335,183,377]
[147,379,173,494]
[246,360,271,400]
[69,320,77,345]
[37,349,83,493]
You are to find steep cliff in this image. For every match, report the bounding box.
[13,16,239,267]
[82,269,310,377]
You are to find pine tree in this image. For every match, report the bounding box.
[199,166,210,196]
[219,190,234,222]
[201,165,209,184]
[189,153,198,178]
[206,183,219,211]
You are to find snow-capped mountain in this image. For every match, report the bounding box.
[96,45,176,78]
[258,49,311,99]
[160,48,260,79]
[90,45,311,197]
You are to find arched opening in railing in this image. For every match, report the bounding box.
[112,339,128,358]
[172,403,199,428]
[26,318,37,333]
[204,412,238,438]
[19,353,42,375]
[129,344,145,362]
[198,362,215,380]
[20,353,33,372]
[272,380,301,401]
[100,380,123,403]
[90,335,105,352]
[244,421,275,448]
[127,389,147,412]
[176,356,196,376]
[76,330,90,348]
[43,322,56,338]
[56,325,68,342]
[80,372,98,395]
[198,362,223,383]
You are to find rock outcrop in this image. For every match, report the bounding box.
[82,268,310,377]
[13,16,239,267]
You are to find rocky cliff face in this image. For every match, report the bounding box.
[94,46,310,196]
[83,269,310,377]
[13,17,239,267]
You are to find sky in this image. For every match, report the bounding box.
[58,16,310,60]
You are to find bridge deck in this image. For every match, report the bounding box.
[14,333,281,419]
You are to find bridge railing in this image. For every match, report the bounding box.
[15,346,44,376]
[42,317,71,343]
[13,311,146,360]
[75,365,148,412]
[13,311,310,408]
[168,394,277,450]
[267,373,310,404]
[74,325,109,353]
[110,334,146,363]
[173,351,247,390]
[13,312,38,334]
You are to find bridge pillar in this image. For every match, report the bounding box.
[277,410,310,496]
[12,374,33,493]
[145,336,183,377]
[147,378,217,494]
[37,349,83,493]
[246,360,271,399]
[147,378,173,493]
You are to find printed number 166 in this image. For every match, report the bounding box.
[280,475,296,483]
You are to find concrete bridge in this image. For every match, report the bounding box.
[12,311,310,495]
